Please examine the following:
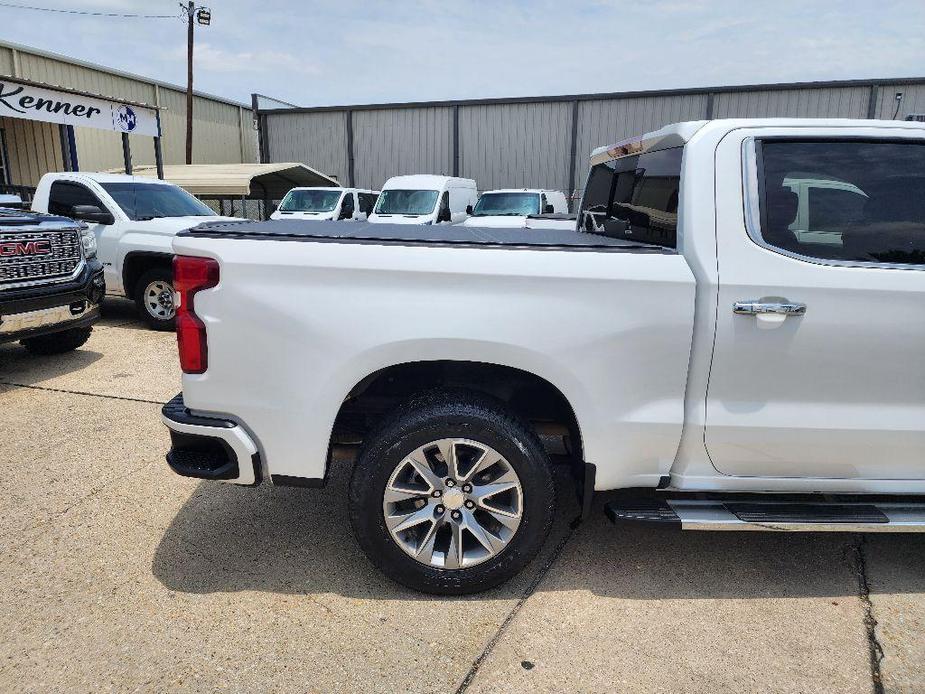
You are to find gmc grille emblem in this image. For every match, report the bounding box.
[0,240,52,257]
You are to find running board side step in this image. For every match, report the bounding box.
[604,498,925,532]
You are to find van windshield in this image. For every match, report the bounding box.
[279,189,342,213]
[473,192,540,216]
[100,182,215,220]
[375,189,439,215]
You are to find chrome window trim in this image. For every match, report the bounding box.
[740,137,924,272]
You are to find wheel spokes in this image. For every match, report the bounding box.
[385,505,433,534]
[383,438,523,570]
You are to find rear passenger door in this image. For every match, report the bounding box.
[706,128,925,481]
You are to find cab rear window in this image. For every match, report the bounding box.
[579,147,682,249]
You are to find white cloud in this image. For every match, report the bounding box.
[184,43,321,76]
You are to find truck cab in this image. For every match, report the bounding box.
[368,175,477,225]
[31,172,236,330]
[270,187,380,222]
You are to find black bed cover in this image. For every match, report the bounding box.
[181,219,669,252]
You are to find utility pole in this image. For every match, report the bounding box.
[181,3,211,164]
[185,0,194,164]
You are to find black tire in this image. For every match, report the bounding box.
[21,326,93,355]
[349,390,555,595]
[134,267,176,331]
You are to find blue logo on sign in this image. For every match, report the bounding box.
[116,105,137,132]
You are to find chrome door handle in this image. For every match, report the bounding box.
[733,301,806,316]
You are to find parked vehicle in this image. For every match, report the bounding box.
[31,172,237,330]
[270,187,379,222]
[0,194,26,210]
[368,175,476,225]
[461,189,568,228]
[0,207,104,354]
[161,118,925,595]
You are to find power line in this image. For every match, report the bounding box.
[0,1,178,18]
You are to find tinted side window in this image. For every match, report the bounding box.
[48,181,105,216]
[579,147,682,248]
[759,140,925,265]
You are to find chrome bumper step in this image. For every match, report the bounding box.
[605,498,925,532]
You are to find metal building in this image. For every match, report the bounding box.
[0,39,257,196]
[254,76,925,205]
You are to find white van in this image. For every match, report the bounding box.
[270,187,379,221]
[368,175,477,225]
[461,189,569,228]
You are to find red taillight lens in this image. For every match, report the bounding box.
[173,255,219,374]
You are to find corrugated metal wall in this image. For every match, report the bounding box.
[0,116,64,187]
[264,111,349,184]
[0,41,256,186]
[712,86,870,118]
[262,77,925,205]
[353,107,453,190]
[459,102,572,191]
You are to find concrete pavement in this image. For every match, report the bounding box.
[0,302,921,692]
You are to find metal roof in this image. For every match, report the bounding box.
[108,163,338,198]
[257,76,925,115]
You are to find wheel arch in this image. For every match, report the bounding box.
[329,359,586,466]
[122,251,173,300]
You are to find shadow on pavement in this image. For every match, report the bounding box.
[0,342,103,383]
[152,459,925,602]
[152,460,578,602]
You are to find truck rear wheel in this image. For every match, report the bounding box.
[135,267,176,331]
[349,391,555,595]
[21,326,93,355]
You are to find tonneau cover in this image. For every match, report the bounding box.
[182,219,664,251]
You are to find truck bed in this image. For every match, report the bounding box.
[181,219,669,252]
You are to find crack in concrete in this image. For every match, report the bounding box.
[852,536,885,694]
[454,520,577,694]
[0,381,165,405]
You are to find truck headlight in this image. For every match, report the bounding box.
[79,227,97,259]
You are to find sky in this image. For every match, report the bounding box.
[0,0,923,108]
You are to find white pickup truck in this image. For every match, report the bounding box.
[31,172,236,329]
[161,119,925,595]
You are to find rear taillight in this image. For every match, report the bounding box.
[173,255,219,374]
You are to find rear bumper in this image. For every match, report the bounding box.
[0,262,105,344]
[161,393,261,486]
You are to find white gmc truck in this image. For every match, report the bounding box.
[161,119,925,594]
[31,172,236,330]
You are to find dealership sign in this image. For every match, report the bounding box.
[0,80,159,137]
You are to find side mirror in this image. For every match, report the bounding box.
[437,207,452,223]
[543,204,555,214]
[71,204,114,225]
[339,206,353,220]
[465,204,473,215]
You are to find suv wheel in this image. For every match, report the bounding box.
[349,391,555,595]
[135,267,176,331]
[21,326,93,355]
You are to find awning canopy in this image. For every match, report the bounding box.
[113,162,339,198]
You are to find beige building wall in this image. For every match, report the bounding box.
[0,40,256,182]
[0,116,64,187]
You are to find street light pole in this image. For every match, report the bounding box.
[185,0,194,165]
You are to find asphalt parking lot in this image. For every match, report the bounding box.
[1,301,922,693]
